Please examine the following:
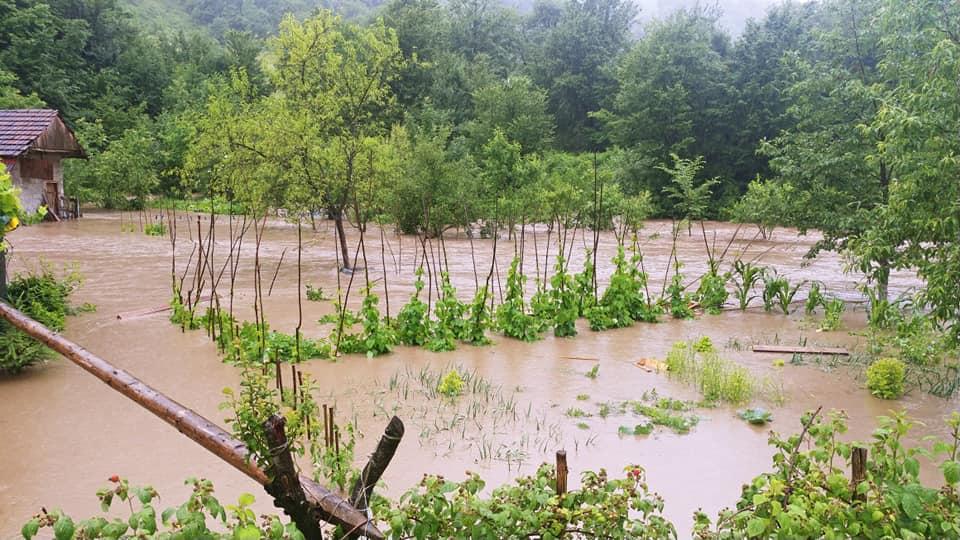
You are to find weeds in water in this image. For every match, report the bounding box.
[585,364,599,379]
[305,284,329,301]
[738,408,773,425]
[665,340,784,405]
[438,369,465,397]
[144,222,166,236]
[805,281,825,315]
[576,394,590,401]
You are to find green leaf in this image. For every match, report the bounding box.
[746,517,769,537]
[234,525,262,540]
[901,492,922,520]
[941,460,960,485]
[21,519,40,540]
[53,516,75,540]
[238,492,256,507]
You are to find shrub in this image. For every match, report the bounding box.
[866,357,906,399]
[1,266,83,374]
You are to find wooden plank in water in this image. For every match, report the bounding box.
[752,344,849,356]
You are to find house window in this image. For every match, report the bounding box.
[20,158,54,180]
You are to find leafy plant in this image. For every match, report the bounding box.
[697,265,729,315]
[549,255,579,337]
[394,268,431,346]
[695,411,960,539]
[738,408,773,425]
[21,477,305,540]
[144,222,166,236]
[1,266,84,374]
[805,281,825,316]
[495,257,544,341]
[437,369,465,397]
[866,357,906,399]
[731,260,763,310]
[665,341,782,405]
[304,284,329,302]
[820,297,845,331]
[375,464,676,539]
[427,273,468,352]
[585,363,599,379]
[463,286,492,345]
[666,262,694,319]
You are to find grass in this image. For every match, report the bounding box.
[664,340,784,405]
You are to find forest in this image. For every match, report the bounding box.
[3,0,960,538]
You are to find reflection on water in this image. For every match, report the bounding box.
[0,212,953,537]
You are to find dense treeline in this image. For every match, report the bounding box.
[2,0,959,338]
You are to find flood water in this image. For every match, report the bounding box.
[1,212,957,538]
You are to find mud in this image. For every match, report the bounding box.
[1,212,955,538]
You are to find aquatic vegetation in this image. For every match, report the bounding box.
[696,265,729,315]
[738,408,773,425]
[866,358,906,399]
[665,340,783,405]
[304,284,328,302]
[805,281,825,315]
[585,363,599,379]
[143,222,166,236]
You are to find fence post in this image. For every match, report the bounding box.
[556,450,568,495]
[851,446,867,501]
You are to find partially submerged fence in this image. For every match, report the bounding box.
[0,300,404,540]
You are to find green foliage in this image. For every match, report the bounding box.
[463,286,492,346]
[820,297,845,331]
[1,266,83,374]
[143,222,166,236]
[0,169,24,248]
[394,268,431,346]
[573,250,597,316]
[727,177,794,239]
[665,341,782,406]
[304,284,328,302]
[375,464,676,539]
[695,410,960,539]
[495,258,544,342]
[731,260,763,310]
[866,358,906,400]
[341,290,397,357]
[22,477,305,540]
[427,273,468,352]
[585,364,599,379]
[805,281,825,316]
[437,369,465,397]
[738,408,773,425]
[549,255,579,337]
[631,401,699,434]
[697,267,729,315]
[666,262,694,319]
[658,154,719,222]
[762,271,805,315]
[587,246,652,330]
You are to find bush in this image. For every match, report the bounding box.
[866,357,906,399]
[1,266,83,374]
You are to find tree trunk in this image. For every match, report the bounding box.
[334,208,351,271]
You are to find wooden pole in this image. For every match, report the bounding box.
[0,301,383,540]
[350,416,404,512]
[556,450,568,495]
[851,446,867,501]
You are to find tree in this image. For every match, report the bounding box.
[601,6,738,206]
[658,154,718,229]
[864,0,960,339]
[467,75,554,154]
[526,0,637,151]
[760,0,893,299]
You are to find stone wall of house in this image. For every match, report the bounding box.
[9,154,64,214]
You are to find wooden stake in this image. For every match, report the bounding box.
[350,416,405,513]
[851,446,867,501]
[556,450,568,495]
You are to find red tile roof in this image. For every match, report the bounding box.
[0,109,63,157]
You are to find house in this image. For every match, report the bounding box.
[0,109,85,220]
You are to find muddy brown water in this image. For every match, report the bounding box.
[1,212,956,538]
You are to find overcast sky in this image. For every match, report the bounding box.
[633,0,786,34]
